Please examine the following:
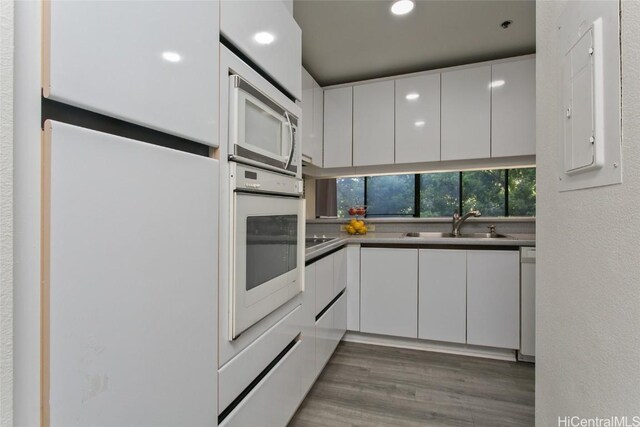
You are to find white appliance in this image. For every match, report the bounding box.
[520,247,536,361]
[230,162,304,339]
[228,74,300,177]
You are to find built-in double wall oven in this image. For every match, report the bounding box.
[228,72,304,339]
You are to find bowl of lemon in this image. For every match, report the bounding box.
[346,218,368,235]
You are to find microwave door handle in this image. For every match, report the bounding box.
[284,111,296,170]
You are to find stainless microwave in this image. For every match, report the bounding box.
[228,75,300,176]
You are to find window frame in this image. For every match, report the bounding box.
[332,168,534,218]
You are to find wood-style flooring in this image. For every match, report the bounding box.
[289,341,534,427]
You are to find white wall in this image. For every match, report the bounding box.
[0,0,14,425]
[536,1,640,424]
[13,1,42,426]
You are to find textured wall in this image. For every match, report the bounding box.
[536,0,640,424]
[0,0,14,424]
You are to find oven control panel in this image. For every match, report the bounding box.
[233,163,303,196]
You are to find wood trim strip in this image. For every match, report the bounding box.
[40,122,52,427]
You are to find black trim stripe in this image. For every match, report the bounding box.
[42,98,210,157]
[360,243,520,251]
[305,245,345,266]
[218,337,299,424]
[315,289,345,323]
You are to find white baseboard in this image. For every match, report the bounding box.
[342,331,517,362]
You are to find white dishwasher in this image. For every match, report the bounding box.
[519,247,536,361]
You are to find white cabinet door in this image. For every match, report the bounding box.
[311,83,324,167]
[491,57,536,157]
[220,1,302,100]
[467,251,520,349]
[360,248,418,338]
[300,265,317,396]
[314,305,333,376]
[315,253,334,315]
[395,74,441,163]
[44,121,218,426]
[346,245,361,332]
[418,249,467,344]
[300,68,324,168]
[333,248,348,296]
[353,81,395,166]
[332,293,347,345]
[44,1,219,146]
[441,66,491,160]
[323,87,353,168]
[300,68,315,163]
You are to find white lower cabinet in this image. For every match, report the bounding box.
[315,292,347,377]
[418,249,467,344]
[333,248,348,295]
[300,264,317,397]
[315,253,334,315]
[466,251,520,349]
[220,341,303,427]
[360,247,522,351]
[360,248,418,338]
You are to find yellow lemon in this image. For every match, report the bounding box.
[349,218,358,226]
[346,225,356,234]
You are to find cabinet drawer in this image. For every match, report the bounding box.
[315,292,346,376]
[220,341,302,427]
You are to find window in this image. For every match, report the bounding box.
[330,167,535,218]
[336,177,364,217]
[367,174,415,217]
[420,172,459,217]
[462,170,506,216]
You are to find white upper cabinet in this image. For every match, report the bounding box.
[312,83,324,166]
[300,69,315,162]
[353,81,395,166]
[323,87,353,168]
[43,1,219,146]
[395,74,441,164]
[441,66,491,161]
[221,1,302,100]
[299,68,323,168]
[491,57,536,157]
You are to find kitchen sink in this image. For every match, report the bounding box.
[404,232,456,238]
[404,232,510,239]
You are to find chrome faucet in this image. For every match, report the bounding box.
[452,210,481,237]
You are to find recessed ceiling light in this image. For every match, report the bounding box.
[391,0,414,16]
[161,51,182,63]
[490,80,505,88]
[406,93,420,100]
[414,120,426,127]
[254,32,275,45]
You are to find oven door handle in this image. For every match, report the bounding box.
[284,111,296,170]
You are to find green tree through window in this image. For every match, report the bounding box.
[331,167,535,218]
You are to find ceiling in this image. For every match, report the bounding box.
[293,0,536,86]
